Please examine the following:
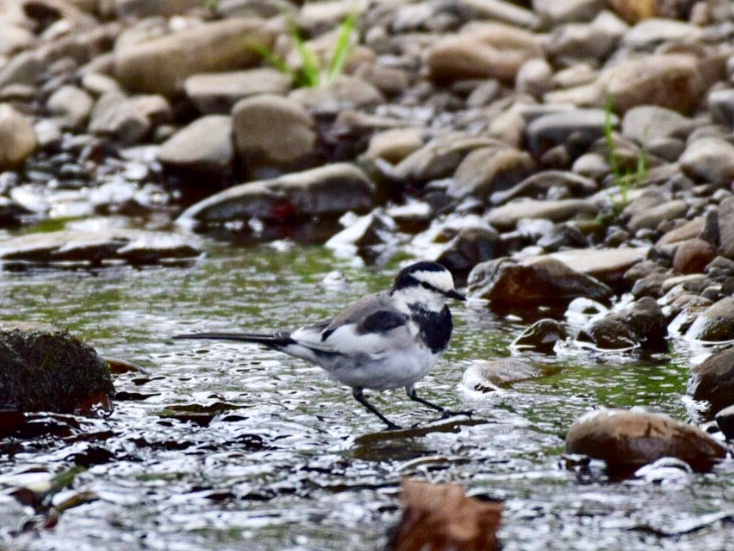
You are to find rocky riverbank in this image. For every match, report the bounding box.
[1,0,734,466]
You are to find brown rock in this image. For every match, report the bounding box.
[685,296,734,342]
[232,94,316,168]
[114,18,274,96]
[576,296,667,351]
[673,238,716,274]
[0,104,36,169]
[427,22,542,83]
[606,55,703,115]
[467,257,613,307]
[566,408,726,473]
[391,478,501,551]
[688,347,734,417]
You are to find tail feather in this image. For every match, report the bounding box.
[172,331,294,348]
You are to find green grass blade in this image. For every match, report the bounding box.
[326,10,358,84]
[248,41,293,78]
[289,21,321,87]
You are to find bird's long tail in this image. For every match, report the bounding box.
[172,331,294,348]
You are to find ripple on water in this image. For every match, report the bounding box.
[0,247,732,550]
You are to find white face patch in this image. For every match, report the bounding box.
[411,268,455,294]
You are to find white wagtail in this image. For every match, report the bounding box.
[173,261,468,430]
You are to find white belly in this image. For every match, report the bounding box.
[324,345,442,391]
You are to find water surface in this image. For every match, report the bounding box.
[0,244,732,550]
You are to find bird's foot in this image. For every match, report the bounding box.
[383,421,403,431]
[439,409,475,420]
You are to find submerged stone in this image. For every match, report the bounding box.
[0,323,114,414]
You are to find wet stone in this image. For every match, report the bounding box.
[566,407,726,474]
[576,296,667,351]
[512,319,568,353]
[176,163,374,228]
[714,404,734,440]
[688,347,734,417]
[467,257,613,307]
[0,323,114,414]
[0,229,201,266]
[684,296,734,343]
[436,226,505,284]
[158,115,234,182]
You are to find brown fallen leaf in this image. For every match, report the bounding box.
[391,478,502,551]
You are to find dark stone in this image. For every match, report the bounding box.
[688,348,734,417]
[576,296,667,351]
[0,323,114,414]
[684,296,734,342]
[467,257,612,307]
[715,404,734,440]
[436,227,505,285]
[512,318,568,353]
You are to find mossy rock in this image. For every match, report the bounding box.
[0,323,114,413]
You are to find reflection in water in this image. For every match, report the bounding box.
[0,245,731,550]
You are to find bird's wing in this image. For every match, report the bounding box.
[290,292,410,358]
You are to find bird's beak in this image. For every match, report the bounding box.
[447,289,466,301]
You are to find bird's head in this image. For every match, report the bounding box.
[391,261,465,311]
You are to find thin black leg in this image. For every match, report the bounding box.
[406,386,445,412]
[352,388,401,430]
[406,386,474,419]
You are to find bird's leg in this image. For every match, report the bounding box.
[352,388,401,430]
[406,386,474,420]
[406,386,445,412]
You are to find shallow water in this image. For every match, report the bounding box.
[0,243,732,551]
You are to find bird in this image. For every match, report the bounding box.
[173,261,468,430]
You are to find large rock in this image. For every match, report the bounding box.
[606,55,703,114]
[176,163,375,226]
[717,196,734,261]
[485,199,599,231]
[566,408,726,473]
[114,18,274,96]
[232,94,317,169]
[680,137,734,184]
[549,247,649,289]
[449,146,535,199]
[88,91,171,145]
[184,68,292,115]
[467,257,613,307]
[576,296,667,351]
[684,296,734,342]
[0,104,36,170]
[47,85,94,131]
[688,348,734,417]
[525,108,612,156]
[394,133,497,183]
[427,22,542,83]
[158,115,234,181]
[0,229,201,266]
[0,323,114,413]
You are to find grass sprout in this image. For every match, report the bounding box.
[251,11,359,88]
[603,98,648,215]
